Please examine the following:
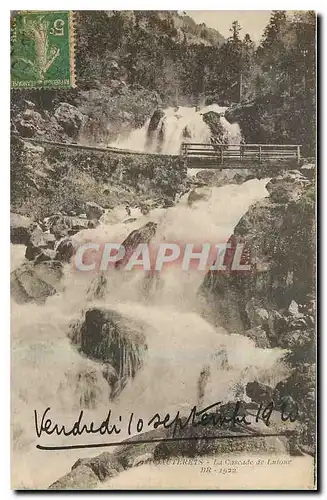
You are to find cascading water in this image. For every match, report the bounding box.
[109,104,242,155]
[12,108,287,488]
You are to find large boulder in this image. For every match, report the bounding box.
[11,260,63,304]
[54,103,87,138]
[70,307,147,399]
[10,213,33,245]
[115,221,157,269]
[246,381,274,404]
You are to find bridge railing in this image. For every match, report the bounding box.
[182,143,301,166]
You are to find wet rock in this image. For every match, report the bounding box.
[243,326,270,348]
[72,452,123,481]
[54,103,87,138]
[187,186,212,206]
[246,381,274,404]
[148,108,165,133]
[54,236,76,263]
[10,213,33,245]
[25,229,56,260]
[11,260,63,304]
[85,201,105,220]
[115,221,157,269]
[70,308,147,399]
[49,465,99,490]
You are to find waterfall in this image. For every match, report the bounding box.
[11,178,289,488]
[109,104,242,155]
[12,106,284,488]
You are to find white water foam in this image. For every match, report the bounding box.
[11,179,288,488]
[109,104,241,155]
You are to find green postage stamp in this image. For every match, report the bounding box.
[11,11,75,89]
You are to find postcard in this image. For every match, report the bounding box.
[11,10,316,490]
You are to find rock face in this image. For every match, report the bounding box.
[70,307,147,399]
[202,171,315,336]
[201,170,316,453]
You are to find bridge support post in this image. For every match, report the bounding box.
[297,145,301,163]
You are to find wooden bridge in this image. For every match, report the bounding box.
[182,142,302,169]
[21,137,302,170]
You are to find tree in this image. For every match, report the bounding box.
[261,10,287,48]
[229,20,242,42]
